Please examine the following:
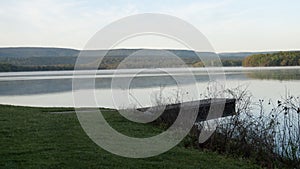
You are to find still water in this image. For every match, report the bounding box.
[0,67,299,109]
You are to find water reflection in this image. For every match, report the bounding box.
[0,67,299,108]
[245,69,300,80]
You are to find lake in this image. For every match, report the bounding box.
[0,66,300,109]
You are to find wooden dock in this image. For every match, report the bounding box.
[137,98,236,125]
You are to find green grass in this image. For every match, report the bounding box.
[0,105,260,169]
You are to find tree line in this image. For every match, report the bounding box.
[243,51,300,67]
[0,57,243,72]
[0,63,74,72]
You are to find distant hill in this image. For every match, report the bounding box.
[218,52,275,59]
[0,47,294,72]
[0,47,79,58]
[0,47,273,59]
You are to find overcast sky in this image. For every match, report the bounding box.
[1,0,300,52]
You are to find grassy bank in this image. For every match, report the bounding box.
[0,105,259,169]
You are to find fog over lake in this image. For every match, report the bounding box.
[0,67,299,109]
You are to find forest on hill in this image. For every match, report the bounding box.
[2,47,298,72]
[243,51,300,67]
[0,47,249,72]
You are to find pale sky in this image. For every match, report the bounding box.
[1,0,300,52]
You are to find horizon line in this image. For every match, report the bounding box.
[0,45,299,54]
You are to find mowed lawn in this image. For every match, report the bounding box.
[0,105,260,169]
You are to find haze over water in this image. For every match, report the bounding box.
[0,67,299,109]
